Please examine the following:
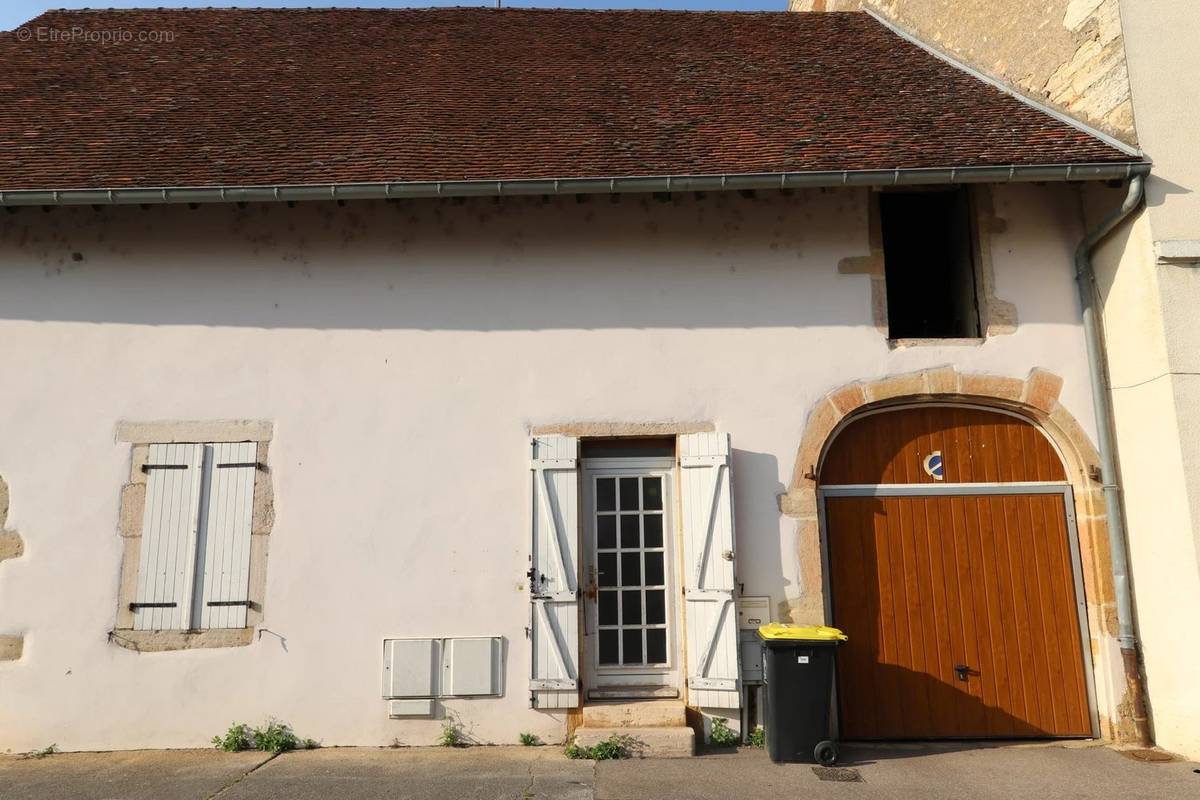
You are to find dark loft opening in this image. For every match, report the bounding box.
[880,189,981,339]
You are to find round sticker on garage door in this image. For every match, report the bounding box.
[922,451,944,481]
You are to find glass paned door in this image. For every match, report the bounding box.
[583,460,677,694]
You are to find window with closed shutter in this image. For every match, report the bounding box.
[131,442,258,631]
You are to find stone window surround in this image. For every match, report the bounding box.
[837,185,1018,343]
[112,420,274,653]
[0,474,25,662]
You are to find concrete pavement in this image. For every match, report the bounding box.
[1,742,1196,800]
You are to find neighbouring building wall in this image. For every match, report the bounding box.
[0,186,1115,751]
[1097,0,1200,760]
[788,1,1136,144]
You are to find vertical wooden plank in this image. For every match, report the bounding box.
[951,495,989,735]
[830,498,875,738]
[1042,496,1089,734]
[925,496,961,735]
[966,492,1011,736]
[1032,494,1076,734]
[991,494,1034,734]
[911,496,949,735]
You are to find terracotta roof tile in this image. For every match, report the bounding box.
[0,8,1135,190]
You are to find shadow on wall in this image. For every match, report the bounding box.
[0,189,1083,330]
[731,449,791,617]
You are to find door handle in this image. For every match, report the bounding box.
[954,664,970,682]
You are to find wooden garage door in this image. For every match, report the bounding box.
[822,407,1091,740]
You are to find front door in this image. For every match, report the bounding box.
[582,459,679,698]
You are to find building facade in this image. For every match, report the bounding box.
[0,8,1155,754]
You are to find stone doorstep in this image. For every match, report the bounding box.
[574,725,696,759]
[581,699,688,729]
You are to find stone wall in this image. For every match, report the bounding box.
[788,0,1135,144]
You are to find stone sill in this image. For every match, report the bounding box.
[889,337,986,350]
[110,627,254,653]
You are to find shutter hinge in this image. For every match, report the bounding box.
[140,464,187,473]
[206,600,251,607]
[129,601,177,610]
[215,461,267,471]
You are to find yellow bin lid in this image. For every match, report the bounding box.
[758,623,848,642]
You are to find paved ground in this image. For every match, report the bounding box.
[1,742,1196,800]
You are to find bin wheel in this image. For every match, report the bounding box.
[814,740,839,767]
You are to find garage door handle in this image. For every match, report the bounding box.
[954,664,970,682]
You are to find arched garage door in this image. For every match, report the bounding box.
[820,405,1095,739]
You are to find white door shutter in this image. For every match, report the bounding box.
[133,443,204,631]
[195,442,258,629]
[679,432,741,708]
[528,435,581,709]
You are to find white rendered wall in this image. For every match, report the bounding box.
[0,186,1100,751]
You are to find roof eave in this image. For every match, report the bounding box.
[0,162,1151,207]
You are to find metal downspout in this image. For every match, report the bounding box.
[1074,174,1150,744]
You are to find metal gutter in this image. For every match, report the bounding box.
[0,162,1149,207]
[1074,174,1151,744]
[864,8,1144,159]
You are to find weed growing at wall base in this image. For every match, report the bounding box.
[23,744,58,759]
[212,720,317,753]
[709,717,739,747]
[748,726,765,748]
[212,723,253,752]
[438,719,465,747]
[565,734,634,760]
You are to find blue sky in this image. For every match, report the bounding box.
[4,1,785,32]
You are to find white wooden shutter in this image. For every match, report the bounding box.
[195,442,258,629]
[133,443,204,631]
[679,432,741,708]
[528,435,581,709]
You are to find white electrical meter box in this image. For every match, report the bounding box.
[443,637,503,697]
[737,596,771,630]
[382,636,504,704]
[382,638,441,699]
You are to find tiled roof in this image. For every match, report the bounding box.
[0,8,1136,191]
